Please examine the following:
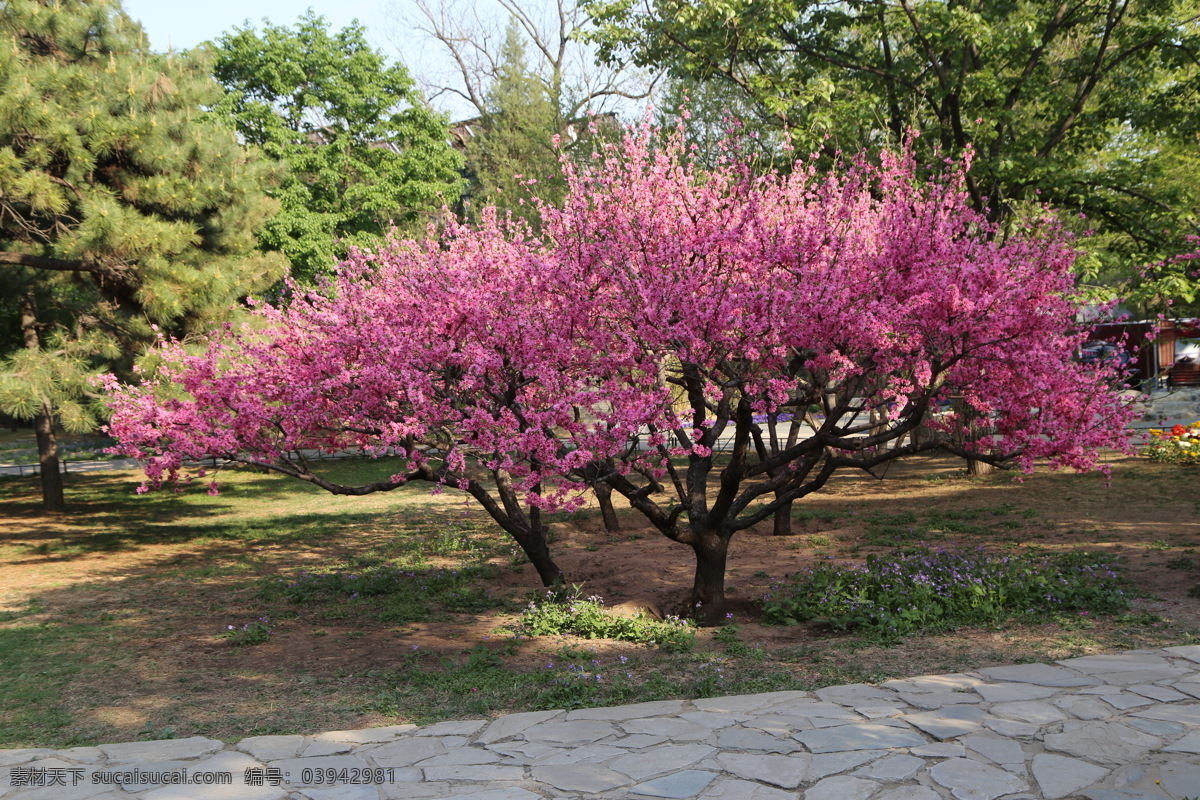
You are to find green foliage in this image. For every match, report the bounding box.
[212,12,464,282]
[518,586,696,651]
[761,547,1131,637]
[261,563,502,623]
[219,618,272,646]
[0,0,285,507]
[586,0,1200,312]
[462,20,563,225]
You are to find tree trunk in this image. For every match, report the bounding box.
[512,523,565,587]
[968,459,996,477]
[595,481,620,532]
[20,293,64,511]
[34,402,64,512]
[689,530,731,625]
[772,495,793,536]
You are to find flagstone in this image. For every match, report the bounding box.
[808,749,887,778]
[1162,729,1200,753]
[853,754,924,780]
[620,717,712,740]
[1042,721,1162,765]
[609,744,715,781]
[237,735,307,762]
[929,757,1028,800]
[476,710,563,745]
[977,664,1095,687]
[715,727,804,753]
[715,752,810,788]
[990,701,1068,725]
[794,721,926,753]
[803,775,880,800]
[974,683,1058,703]
[97,737,224,763]
[902,705,989,740]
[1029,754,1109,800]
[695,777,797,800]
[566,700,685,721]
[530,763,630,792]
[521,720,619,745]
[628,770,718,798]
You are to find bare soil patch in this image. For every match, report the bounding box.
[1,451,1198,746]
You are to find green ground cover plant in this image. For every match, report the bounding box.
[516,586,696,652]
[761,547,1131,637]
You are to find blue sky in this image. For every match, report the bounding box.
[121,1,390,52]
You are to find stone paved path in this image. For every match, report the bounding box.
[3,646,1199,800]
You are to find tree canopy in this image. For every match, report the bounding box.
[107,124,1141,618]
[584,0,1200,312]
[0,0,285,509]
[212,12,465,282]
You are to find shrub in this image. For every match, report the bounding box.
[518,586,695,652]
[1145,422,1200,465]
[761,547,1130,636]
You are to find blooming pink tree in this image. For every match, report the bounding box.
[106,124,1139,620]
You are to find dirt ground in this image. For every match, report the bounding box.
[2,450,1199,743]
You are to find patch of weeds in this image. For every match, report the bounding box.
[761,547,1131,638]
[1167,557,1197,571]
[1145,539,1171,551]
[219,618,272,646]
[517,586,696,652]
[807,534,833,547]
[712,623,752,657]
[261,563,501,623]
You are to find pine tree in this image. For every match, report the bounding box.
[463,20,563,224]
[0,0,285,510]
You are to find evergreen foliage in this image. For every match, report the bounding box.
[212,12,465,281]
[0,0,285,509]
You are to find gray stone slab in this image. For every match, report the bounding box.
[794,722,925,753]
[716,727,803,753]
[610,744,715,781]
[808,750,886,778]
[620,717,712,740]
[902,705,989,740]
[693,691,810,714]
[1131,702,1200,725]
[961,734,1025,766]
[857,705,906,719]
[815,683,897,705]
[439,789,541,800]
[302,786,380,800]
[853,754,924,780]
[978,663,1095,687]
[874,788,943,800]
[1163,644,1200,662]
[530,763,631,792]
[1125,718,1185,737]
[141,751,286,800]
[911,742,967,757]
[1171,681,1200,700]
[897,691,982,710]
[611,734,671,749]
[476,710,563,744]
[58,747,104,764]
[1097,692,1155,710]
[421,764,525,781]
[522,720,619,745]
[1158,760,1200,798]
[629,770,718,799]
[696,777,796,800]
[566,700,685,721]
[1043,721,1162,765]
[766,701,862,720]
[237,735,307,761]
[363,737,446,767]
[96,737,225,763]
[411,719,486,737]
[804,775,880,800]
[929,757,1028,800]
[974,683,1058,703]
[679,711,742,729]
[416,748,500,766]
[1081,791,1171,800]
[1058,654,1171,673]
[1127,684,1188,702]
[882,674,984,693]
[313,725,416,744]
[990,700,1068,725]
[1163,729,1200,753]
[529,743,625,765]
[0,748,52,766]
[980,719,1040,738]
[300,740,353,757]
[715,752,810,789]
[1053,696,1115,720]
[267,754,373,778]
[1030,754,1110,800]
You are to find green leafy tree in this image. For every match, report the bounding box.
[586,0,1200,312]
[212,12,465,282]
[463,20,564,222]
[0,0,285,510]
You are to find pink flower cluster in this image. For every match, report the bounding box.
[105,124,1137,512]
